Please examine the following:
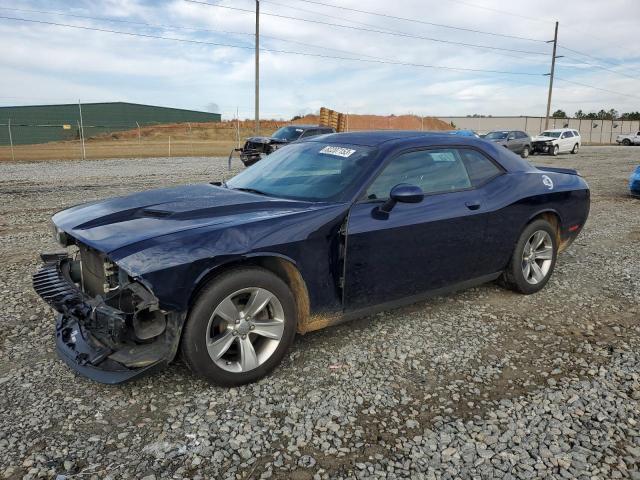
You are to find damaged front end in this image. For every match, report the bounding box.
[33,242,183,384]
[231,137,289,168]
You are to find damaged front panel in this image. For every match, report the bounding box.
[33,245,183,383]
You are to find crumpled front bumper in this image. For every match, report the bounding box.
[32,254,175,384]
[54,314,164,384]
[532,142,554,154]
[239,149,265,167]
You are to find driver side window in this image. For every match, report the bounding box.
[365,149,472,200]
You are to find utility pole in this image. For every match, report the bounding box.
[544,22,560,130]
[8,118,15,162]
[78,99,86,160]
[236,106,240,148]
[254,0,260,136]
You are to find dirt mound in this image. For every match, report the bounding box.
[293,113,451,131]
[92,113,452,143]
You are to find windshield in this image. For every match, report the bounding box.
[227,142,376,201]
[540,131,561,138]
[271,126,305,141]
[485,131,509,140]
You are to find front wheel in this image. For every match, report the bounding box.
[623,139,632,146]
[571,143,579,154]
[500,219,558,294]
[551,144,560,156]
[181,267,297,386]
[521,145,530,158]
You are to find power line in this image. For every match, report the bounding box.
[0,5,383,60]
[283,0,548,42]
[558,44,640,76]
[555,76,640,101]
[0,15,545,76]
[262,0,543,64]
[184,0,550,56]
[444,0,553,24]
[559,56,640,81]
[259,0,402,33]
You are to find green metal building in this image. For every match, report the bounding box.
[0,102,221,145]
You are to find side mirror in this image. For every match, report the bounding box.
[379,184,424,213]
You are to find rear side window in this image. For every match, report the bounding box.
[573,130,580,136]
[517,131,528,139]
[300,129,318,138]
[458,149,502,187]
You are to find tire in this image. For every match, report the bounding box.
[500,219,558,295]
[571,143,579,154]
[521,145,530,158]
[623,139,632,146]
[551,144,560,156]
[181,267,297,386]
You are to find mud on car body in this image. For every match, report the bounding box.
[34,132,590,386]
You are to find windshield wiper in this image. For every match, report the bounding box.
[232,187,270,196]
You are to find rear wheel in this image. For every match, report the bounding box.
[500,219,558,294]
[181,267,297,386]
[623,139,632,146]
[521,145,530,158]
[551,144,560,156]
[571,143,579,154]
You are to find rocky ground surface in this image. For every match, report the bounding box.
[0,147,639,479]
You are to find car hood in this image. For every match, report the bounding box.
[531,135,558,142]
[52,184,327,255]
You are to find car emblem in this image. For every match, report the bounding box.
[542,175,554,190]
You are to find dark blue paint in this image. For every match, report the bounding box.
[51,131,590,319]
[630,165,640,197]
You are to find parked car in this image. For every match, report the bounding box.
[531,129,581,156]
[630,166,640,197]
[235,125,335,166]
[34,132,590,386]
[616,131,640,146]
[484,130,532,158]
[447,129,480,138]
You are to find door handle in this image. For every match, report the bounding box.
[465,201,481,210]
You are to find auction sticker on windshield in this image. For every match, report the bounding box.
[319,146,356,158]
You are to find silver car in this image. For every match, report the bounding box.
[483,130,532,158]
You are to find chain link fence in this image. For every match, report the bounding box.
[438,116,640,144]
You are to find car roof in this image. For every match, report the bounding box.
[301,130,534,173]
[542,128,572,132]
[306,130,460,146]
[287,124,331,130]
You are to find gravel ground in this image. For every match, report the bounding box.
[0,147,639,479]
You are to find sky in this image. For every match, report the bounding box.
[1,0,639,120]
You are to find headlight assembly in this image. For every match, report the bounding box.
[50,221,71,247]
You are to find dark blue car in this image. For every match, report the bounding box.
[33,132,590,386]
[630,166,640,197]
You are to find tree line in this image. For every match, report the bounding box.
[552,109,640,120]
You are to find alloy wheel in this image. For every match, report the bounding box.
[521,230,553,285]
[205,287,285,373]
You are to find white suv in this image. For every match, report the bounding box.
[531,128,581,156]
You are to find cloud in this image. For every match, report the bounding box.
[1,0,639,118]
